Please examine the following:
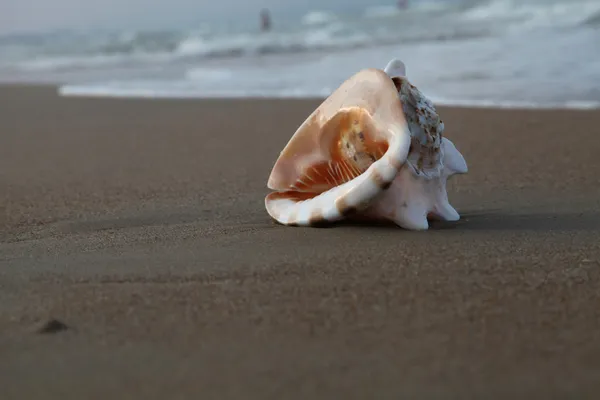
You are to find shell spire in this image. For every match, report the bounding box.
[384,59,406,78]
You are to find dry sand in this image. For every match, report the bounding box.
[1,85,600,399]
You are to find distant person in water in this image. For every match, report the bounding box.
[397,0,408,9]
[260,9,272,32]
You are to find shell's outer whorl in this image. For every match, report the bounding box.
[383,58,445,180]
[364,137,468,231]
[265,68,412,226]
[395,77,444,179]
[363,59,468,230]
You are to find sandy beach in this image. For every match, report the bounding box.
[1,85,600,399]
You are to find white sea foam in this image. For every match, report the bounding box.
[301,11,338,26]
[57,82,600,110]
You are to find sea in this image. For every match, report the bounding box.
[1,0,600,109]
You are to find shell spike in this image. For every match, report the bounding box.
[432,199,460,222]
[392,205,429,231]
[442,137,468,176]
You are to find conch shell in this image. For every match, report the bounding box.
[264,59,467,230]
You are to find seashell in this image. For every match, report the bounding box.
[264,59,467,230]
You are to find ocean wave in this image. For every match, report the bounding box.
[429,97,600,110]
[301,11,338,26]
[14,52,173,72]
[463,0,600,31]
[57,82,334,99]
[6,26,376,72]
[3,27,486,73]
[2,0,599,74]
[584,9,600,27]
[185,67,234,81]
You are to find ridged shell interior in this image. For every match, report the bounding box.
[271,107,389,200]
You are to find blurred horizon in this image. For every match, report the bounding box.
[1,0,599,109]
[2,0,445,36]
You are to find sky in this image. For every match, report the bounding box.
[0,0,394,35]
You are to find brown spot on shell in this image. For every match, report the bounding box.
[372,170,391,190]
[391,77,403,92]
[335,197,357,217]
[308,209,324,225]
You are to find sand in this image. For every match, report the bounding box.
[1,85,600,399]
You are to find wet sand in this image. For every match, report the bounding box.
[1,85,600,399]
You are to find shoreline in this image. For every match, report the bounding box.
[56,84,600,111]
[1,82,599,111]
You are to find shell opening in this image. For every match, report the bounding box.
[277,107,391,195]
[265,107,410,226]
